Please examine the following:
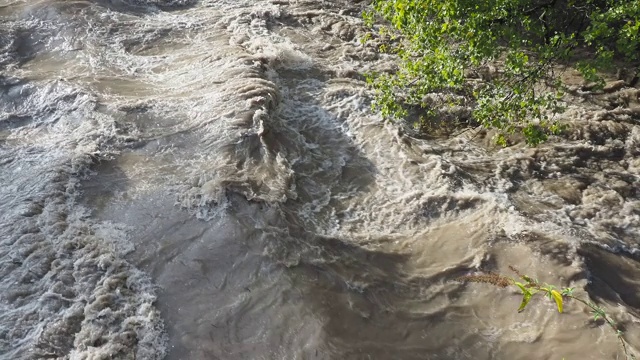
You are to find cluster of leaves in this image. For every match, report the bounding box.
[363,0,640,145]
[457,266,636,359]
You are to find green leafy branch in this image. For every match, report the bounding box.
[363,0,640,146]
[456,266,636,359]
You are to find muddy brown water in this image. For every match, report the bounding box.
[1,0,639,359]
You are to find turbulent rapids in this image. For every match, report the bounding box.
[0,0,639,359]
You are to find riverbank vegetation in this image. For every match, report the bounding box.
[363,0,639,145]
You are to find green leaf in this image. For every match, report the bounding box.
[561,287,574,296]
[518,292,533,313]
[514,282,533,313]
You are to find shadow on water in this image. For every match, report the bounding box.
[578,244,640,315]
[221,193,478,359]
[104,53,477,357]
[0,24,47,66]
[0,76,32,132]
[172,59,482,358]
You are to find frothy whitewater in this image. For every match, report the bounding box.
[1,1,639,359]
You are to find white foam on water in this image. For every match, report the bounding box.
[0,84,166,359]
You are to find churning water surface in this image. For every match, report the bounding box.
[1,0,639,359]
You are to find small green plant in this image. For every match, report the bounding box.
[456,266,636,359]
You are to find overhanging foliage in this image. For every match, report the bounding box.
[363,0,640,145]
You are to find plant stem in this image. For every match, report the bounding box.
[566,295,634,360]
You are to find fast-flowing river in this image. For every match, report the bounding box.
[1,0,639,359]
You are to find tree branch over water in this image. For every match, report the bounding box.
[362,0,640,146]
